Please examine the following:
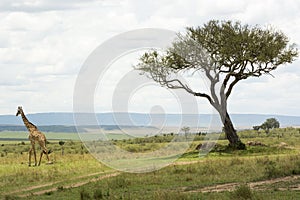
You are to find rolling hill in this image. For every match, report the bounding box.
[0,113,300,133]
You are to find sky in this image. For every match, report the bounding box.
[0,0,300,116]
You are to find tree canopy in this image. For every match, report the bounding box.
[260,118,280,133]
[135,20,298,149]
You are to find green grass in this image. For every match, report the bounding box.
[0,154,110,194]
[15,154,300,199]
[0,140,112,195]
[1,128,300,199]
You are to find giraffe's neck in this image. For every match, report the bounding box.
[20,111,37,131]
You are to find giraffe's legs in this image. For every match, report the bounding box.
[33,146,37,166]
[29,143,37,166]
[44,150,52,164]
[28,147,32,166]
[38,149,51,166]
[38,151,43,166]
[38,141,52,165]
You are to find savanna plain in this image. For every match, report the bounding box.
[1,128,300,199]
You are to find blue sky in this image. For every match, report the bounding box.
[0,0,300,115]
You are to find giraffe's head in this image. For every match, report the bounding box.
[16,106,23,116]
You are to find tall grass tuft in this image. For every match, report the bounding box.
[231,184,255,200]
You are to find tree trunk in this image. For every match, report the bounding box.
[218,109,246,150]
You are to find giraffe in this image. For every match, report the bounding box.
[16,106,52,166]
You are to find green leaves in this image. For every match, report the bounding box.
[134,20,298,101]
[187,20,298,76]
[137,20,298,82]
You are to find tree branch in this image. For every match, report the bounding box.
[163,79,214,105]
[225,77,239,98]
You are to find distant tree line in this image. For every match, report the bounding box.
[0,125,158,133]
[0,125,78,133]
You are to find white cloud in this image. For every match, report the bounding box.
[229,70,300,116]
[0,0,117,12]
[0,0,300,116]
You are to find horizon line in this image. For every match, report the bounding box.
[1,112,300,117]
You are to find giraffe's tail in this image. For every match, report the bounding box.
[43,139,52,154]
[43,149,52,154]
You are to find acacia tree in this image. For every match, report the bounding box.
[261,118,280,134]
[135,20,298,149]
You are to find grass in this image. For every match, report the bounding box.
[1,127,300,199]
[231,184,255,200]
[0,141,111,195]
[15,154,300,199]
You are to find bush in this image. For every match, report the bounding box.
[231,184,254,200]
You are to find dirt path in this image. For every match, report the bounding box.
[18,172,121,197]
[5,160,300,197]
[188,175,300,193]
[249,175,300,189]
[3,171,119,197]
[172,160,203,166]
[4,160,202,197]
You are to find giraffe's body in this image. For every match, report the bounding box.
[16,106,52,166]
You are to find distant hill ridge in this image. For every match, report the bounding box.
[1,113,300,128]
[0,125,154,133]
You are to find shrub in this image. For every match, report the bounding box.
[231,184,254,200]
